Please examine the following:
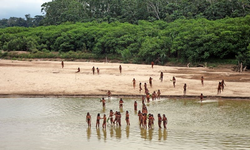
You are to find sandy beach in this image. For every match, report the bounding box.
[0,59,250,99]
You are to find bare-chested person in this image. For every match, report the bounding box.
[217,82,222,94]
[172,76,176,88]
[86,112,91,127]
[96,113,101,128]
[119,98,124,108]
[119,65,122,74]
[201,76,204,86]
[158,113,162,128]
[139,82,142,93]
[117,112,121,126]
[146,93,150,103]
[113,111,118,125]
[92,66,95,74]
[109,110,114,125]
[149,77,153,87]
[221,79,226,91]
[142,96,145,104]
[132,78,136,89]
[157,89,161,99]
[96,67,100,75]
[152,91,157,101]
[144,83,147,90]
[151,61,154,68]
[61,61,64,68]
[125,111,130,126]
[138,110,143,127]
[107,90,111,98]
[148,114,153,129]
[100,97,106,107]
[200,93,203,102]
[76,67,80,73]
[162,114,168,129]
[102,114,107,128]
[142,113,147,128]
[134,101,137,111]
[183,83,187,95]
[160,72,163,82]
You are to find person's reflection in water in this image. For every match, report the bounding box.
[148,129,153,141]
[110,126,114,138]
[218,100,224,107]
[184,99,187,106]
[158,129,162,141]
[87,127,91,140]
[163,129,167,141]
[96,128,101,140]
[126,126,130,138]
[134,110,138,115]
[140,127,147,139]
[115,126,122,139]
[103,129,107,141]
[102,106,106,113]
[119,107,123,113]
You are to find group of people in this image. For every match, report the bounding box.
[86,95,167,130]
[62,61,227,131]
[137,99,168,129]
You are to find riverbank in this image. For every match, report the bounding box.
[0,59,250,100]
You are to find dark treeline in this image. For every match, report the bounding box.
[1,0,250,27]
[0,16,250,68]
[0,15,44,28]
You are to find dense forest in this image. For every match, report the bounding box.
[1,0,250,27]
[0,0,250,68]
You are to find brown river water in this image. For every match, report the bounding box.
[0,97,249,150]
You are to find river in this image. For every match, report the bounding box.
[0,97,249,150]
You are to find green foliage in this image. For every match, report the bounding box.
[1,16,250,66]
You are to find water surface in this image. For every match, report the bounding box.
[0,97,249,150]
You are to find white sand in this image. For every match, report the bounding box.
[0,59,250,99]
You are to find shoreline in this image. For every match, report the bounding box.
[1,94,249,100]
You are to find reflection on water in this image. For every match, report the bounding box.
[0,97,250,150]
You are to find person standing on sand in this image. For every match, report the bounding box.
[97,67,100,75]
[61,61,64,68]
[92,66,95,74]
[86,112,91,127]
[151,61,154,68]
[183,83,187,95]
[132,78,136,89]
[139,82,142,93]
[201,76,204,86]
[160,72,163,82]
[172,76,176,88]
[149,77,153,87]
[217,82,222,94]
[157,89,161,99]
[221,79,226,91]
[119,65,122,74]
